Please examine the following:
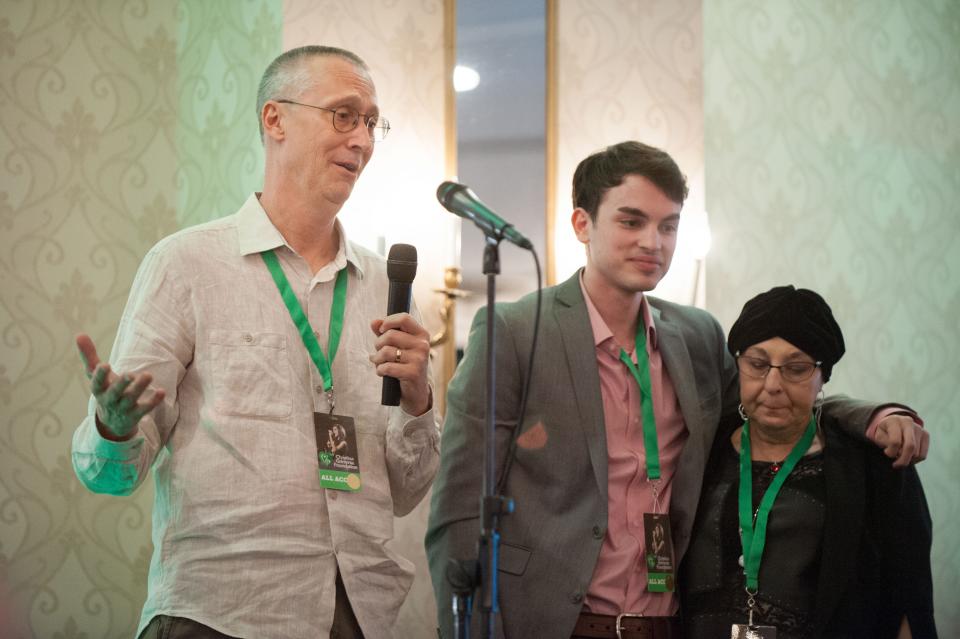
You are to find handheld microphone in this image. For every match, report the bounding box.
[436,181,534,250]
[381,243,417,406]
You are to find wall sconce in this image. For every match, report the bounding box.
[430,266,467,415]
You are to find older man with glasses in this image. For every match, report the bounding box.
[72,45,439,639]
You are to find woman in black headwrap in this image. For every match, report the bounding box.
[680,286,936,639]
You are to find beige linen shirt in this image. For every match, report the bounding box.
[72,194,441,639]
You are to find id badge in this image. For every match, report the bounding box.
[643,512,675,592]
[731,625,777,638]
[314,413,361,492]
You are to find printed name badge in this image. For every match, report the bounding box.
[731,625,777,638]
[643,512,676,592]
[314,413,361,492]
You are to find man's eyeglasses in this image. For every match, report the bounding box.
[735,353,822,383]
[276,99,390,141]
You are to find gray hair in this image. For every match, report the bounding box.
[256,45,369,139]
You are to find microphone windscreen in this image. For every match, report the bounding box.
[386,244,417,283]
[436,181,466,210]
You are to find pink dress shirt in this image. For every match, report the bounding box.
[580,278,687,616]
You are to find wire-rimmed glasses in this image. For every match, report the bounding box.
[735,353,822,383]
[276,99,390,141]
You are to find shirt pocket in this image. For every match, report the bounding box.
[209,329,292,419]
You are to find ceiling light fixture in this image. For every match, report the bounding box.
[454,65,480,92]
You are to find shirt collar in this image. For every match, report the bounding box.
[236,193,365,280]
[578,269,658,353]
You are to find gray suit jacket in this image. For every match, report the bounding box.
[426,272,739,638]
[425,272,878,638]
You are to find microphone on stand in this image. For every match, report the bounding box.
[437,181,534,250]
[381,243,417,406]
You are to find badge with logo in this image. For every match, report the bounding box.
[314,413,361,492]
[643,512,675,592]
[731,624,776,638]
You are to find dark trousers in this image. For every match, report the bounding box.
[138,615,239,639]
[138,571,364,639]
[330,570,365,639]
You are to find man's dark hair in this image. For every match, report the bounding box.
[256,45,369,138]
[572,141,688,221]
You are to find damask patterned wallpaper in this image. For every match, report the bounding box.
[176,1,278,230]
[0,0,446,637]
[553,0,706,305]
[0,1,281,637]
[704,2,960,634]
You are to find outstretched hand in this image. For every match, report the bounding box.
[872,413,929,468]
[76,334,166,441]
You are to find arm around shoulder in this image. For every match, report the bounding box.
[822,395,928,466]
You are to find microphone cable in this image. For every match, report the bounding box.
[496,245,542,495]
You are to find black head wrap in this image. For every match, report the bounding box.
[727,285,845,381]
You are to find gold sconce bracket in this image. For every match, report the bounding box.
[430,266,468,348]
[430,266,468,417]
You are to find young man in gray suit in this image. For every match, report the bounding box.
[425,141,928,639]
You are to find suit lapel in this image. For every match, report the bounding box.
[554,274,609,503]
[651,305,705,451]
[651,302,711,555]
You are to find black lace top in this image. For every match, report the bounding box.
[682,444,827,639]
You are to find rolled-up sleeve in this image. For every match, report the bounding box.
[72,413,147,495]
[70,240,193,496]
[386,404,440,517]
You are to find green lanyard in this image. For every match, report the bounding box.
[261,249,348,409]
[738,415,816,591]
[618,319,661,481]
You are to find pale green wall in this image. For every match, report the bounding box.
[705,1,960,634]
[0,1,280,637]
[176,0,277,228]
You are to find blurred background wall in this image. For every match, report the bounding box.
[703,1,960,633]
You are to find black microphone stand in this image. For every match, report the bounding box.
[448,231,515,639]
